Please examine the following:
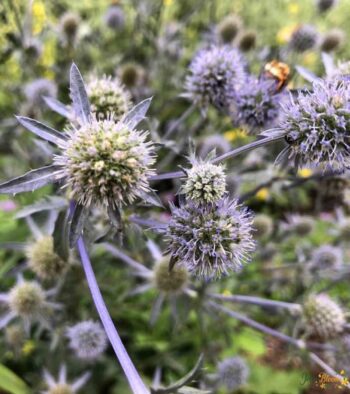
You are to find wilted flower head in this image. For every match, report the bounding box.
[153,259,189,294]
[59,12,80,46]
[104,6,125,30]
[66,320,107,360]
[55,117,155,207]
[181,156,226,205]
[24,79,57,107]
[231,77,284,132]
[238,30,257,52]
[321,29,345,52]
[316,0,337,12]
[303,294,346,340]
[289,25,319,52]
[0,276,61,331]
[27,236,68,280]
[217,357,249,391]
[264,78,350,172]
[164,198,255,278]
[86,75,131,120]
[310,245,343,271]
[184,46,246,110]
[253,214,273,239]
[43,365,90,394]
[217,14,242,43]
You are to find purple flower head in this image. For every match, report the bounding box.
[289,25,319,53]
[104,6,125,30]
[217,356,249,391]
[231,77,285,132]
[264,77,350,172]
[184,46,246,110]
[164,198,255,279]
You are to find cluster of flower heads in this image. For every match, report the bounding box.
[264,77,350,172]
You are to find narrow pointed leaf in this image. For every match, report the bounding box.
[295,66,317,83]
[43,96,71,118]
[107,203,123,230]
[123,97,152,128]
[69,203,89,248]
[322,52,335,76]
[16,116,68,145]
[0,363,30,394]
[53,209,70,261]
[16,196,67,218]
[139,190,164,208]
[0,165,64,194]
[70,63,91,124]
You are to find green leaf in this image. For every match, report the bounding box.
[234,327,266,357]
[0,364,31,394]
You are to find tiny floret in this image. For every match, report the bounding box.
[164,198,255,278]
[217,357,249,391]
[153,260,189,294]
[66,320,108,360]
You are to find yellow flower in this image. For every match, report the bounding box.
[297,168,313,178]
[22,340,35,356]
[276,24,297,45]
[288,3,300,15]
[223,129,247,142]
[32,1,46,35]
[256,188,269,201]
[222,289,232,296]
[163,0,173,5]
[302,52,317,67]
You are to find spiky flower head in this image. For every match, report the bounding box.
[153,259,189,294]
[181,156,226,205]
[59,12,80,45]
[283,214,314,236]
[24,79,57,107]
[217,14,242,43]
[184,46,246,109]
[164,198,255,278]
[238,30,257,52]
[310,245,343,271]
[66,320,107,360]
[86,75,131,121]
[303,294,346,340]
[119,63,144,88]
[316,0,337,12]
[26,236,67,280]
[217,357,249,391]
[55,118,155,207]
[43,365,90,394]
[265,78,350,172]
[253,214,273,239]
[289,25,319,52]
[104,6,125,30]
[9,281,45,319]
[321,29,345,52]
[231,77,284,132]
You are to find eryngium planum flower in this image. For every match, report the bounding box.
[86,75,131,121]
[316,0,337,12]
[217,14,242,43]
[289,25,319,52]
[320,29,345,52]
[59,12,80,46]
[43,365,90,394]
[55,118,155,207]
[184,46,246,110]
[164,198,255,278]
[104,6,125,30]
[310,245,343,271]
[217,357,249,391]
[263,78,350,172]
[303,294,346,340]
[66,320,108,360]
[230,77,284,132]
[24,79,57,107]
[153,260,189,294]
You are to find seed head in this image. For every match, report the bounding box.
[217,14,242,43]
[253,214,273,239]
[217,357,249,391]
[66,320,107,360]
[59,12,80,45]
[9,281,45,318]
[86,75,131,121]
[153,259,189,294]
[316,0,337,12]
[303,294,346,340]
[321,29,345,52]
[27,236,67,280]
[119,63,144,88]
[164,198,255,278]
[289,25,319,52]
[55,118,155,207]
[238,30,257,52]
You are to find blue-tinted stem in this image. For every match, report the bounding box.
[77,237,150,394]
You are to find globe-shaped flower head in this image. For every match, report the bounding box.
[153,259,189,294]
[86,75,131,121]
[164,198,255,278]
[217,14,242,43]
[217,357,249,391]
[184,46,246,110]
[289,25,319,52]
[231,77,284,132]
[264,78,350,172]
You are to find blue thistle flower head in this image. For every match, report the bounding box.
[289,25,319,52]
[231,77,285,132]
[265,77,350,172]
[217,356,249,391]
[164,198,255,279]
[184,46,246,110]
[104,6,125,30]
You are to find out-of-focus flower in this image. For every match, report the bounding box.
[217,14,242,43]
[255,188,269,201]
[282,214,314,236]
[263,78,350,172]
[223,128,247,142]
[0,200,17,212]
[198,135,231,158]
[118,63,145,88]
[59,12,81,47]
[297,168,313,178]
[309,245,343,272]
[216,357,249,391]
[288,3,300,15]
[32,1,46,35]
[253,214,273,239]
[43,365,90,394]
[321,29,345,52]
[66,320,107,360]
[316,0,337,12]
[153,259,189,294]
[86,75,132,120]
[303,294,346,340]
[24,79,57,107]
[237,30,257,52]
[276,24,298,45]
[184,46,246,110]
[289,25,319,52]
[104,6,125,30]
[164,198,255,278]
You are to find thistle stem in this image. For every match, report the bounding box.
[149,135,284,182]
[77,237,150,394]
